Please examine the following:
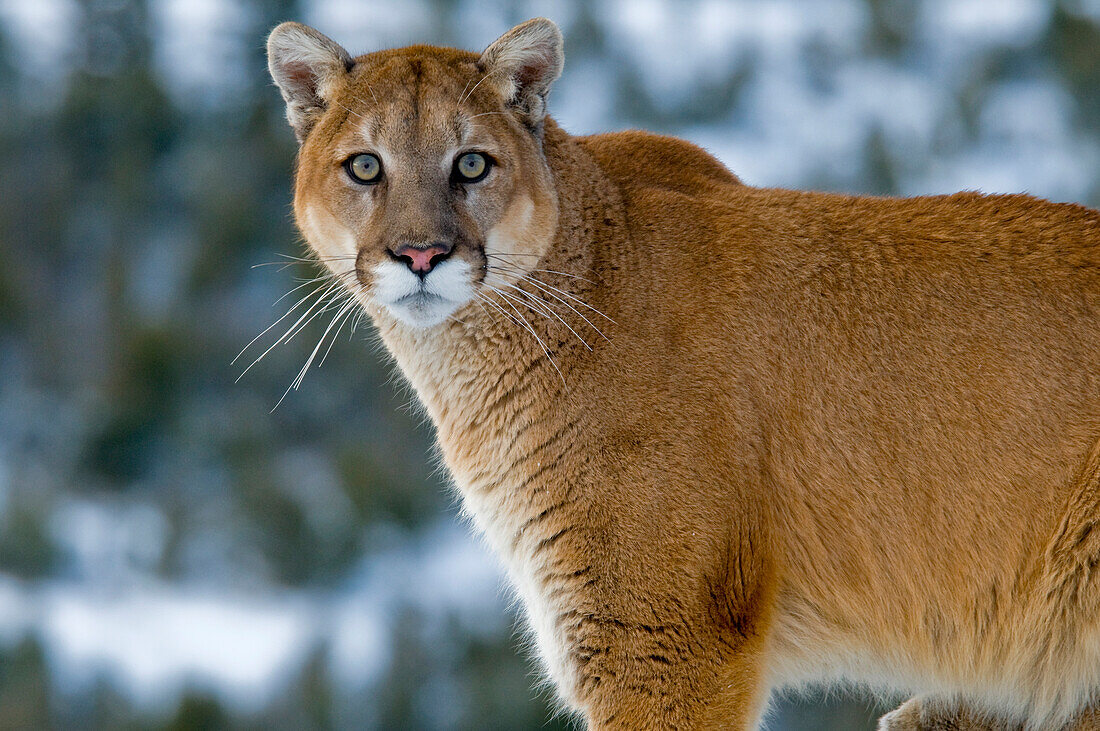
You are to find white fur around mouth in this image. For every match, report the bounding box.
[372,258,473,327]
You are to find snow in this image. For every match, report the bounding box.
[1,509,503,711]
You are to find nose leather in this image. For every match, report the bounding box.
[392,242,453,276]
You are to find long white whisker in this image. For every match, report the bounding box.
[488,278,593,351]
[233,282,332,367]
[466,111,509,120]
[488,281,554,320]
[477,292,524,329]
[482,286,565,385]
[489,269,614,338]
[491,287,557,332]
[529,268,598,285]
[281,283,354,345]
[478,291,538,336]
[251,261,296,271]
[276,253,358,263]
[516,273,614,324]
[303,296,360,379]
[318,296,361,368]
[273,268,356,307]
[236,279,344,381]
[272,295,361,411]
[476,299,498,322]
[512,275,610,340]
[460,67,501,106]
[485,254,599,286]
[350,82,378,106]
[458,75,474,107]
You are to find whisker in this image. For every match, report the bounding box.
[484,254,599,285]
[477,292,545,352]
[471,295,499,324]
[233,280,334,367]
[460,67,502,106]
[458,75,474,108]
[274,267,357,306]
[276,253,358,263]
[271,277,331,307]
[318,295,361,368]
[281,283,355,345]
[351,82,378,106]
[350,306,369,337]
[475,292,530,342]
[489,269,615,336]
[334,101,364,119]
[466,111,509,121]
[236,278,346,381]
[482,286,565,385]
[511,272,614,324]
[490,286,556,328]
[477,291,521,325]
[487,277,593,351]
[251,261,297,271]
[273,294,361,411]
[512,276,610,340]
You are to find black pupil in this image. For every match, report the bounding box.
[350,155,378,182]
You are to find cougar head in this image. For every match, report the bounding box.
[267,18,563,328]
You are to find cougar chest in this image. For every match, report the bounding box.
[452,436,589,706]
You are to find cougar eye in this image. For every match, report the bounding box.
[453,152,490,183]
[345,153,382,184]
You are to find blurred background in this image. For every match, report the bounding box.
[0,0,1098,728]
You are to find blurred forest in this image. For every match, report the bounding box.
[0,0,1099,728]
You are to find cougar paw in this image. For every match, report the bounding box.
[878,698,926,730]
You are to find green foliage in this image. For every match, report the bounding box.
[166,694,232,731]
[1045,2,1100,132]
[0,502,57,579]
[0,638,52,728]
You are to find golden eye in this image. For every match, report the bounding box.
[346,153,382,184]
[454,152,490,183]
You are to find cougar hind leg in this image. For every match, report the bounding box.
[877,697,1100,730]
[877,697,1018,730]
[880,436,1100,731]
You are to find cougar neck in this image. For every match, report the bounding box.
[370,119,624,480]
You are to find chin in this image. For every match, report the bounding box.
[385,293,464,328]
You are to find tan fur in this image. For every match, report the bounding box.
[268,19,1100,730]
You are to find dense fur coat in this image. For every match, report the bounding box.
[268,18,1100,730]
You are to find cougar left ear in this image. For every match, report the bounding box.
[479,18,564,132]
[267,22,354,143]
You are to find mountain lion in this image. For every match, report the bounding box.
[266,18,1100,730]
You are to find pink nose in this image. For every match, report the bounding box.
[392,243,452,276]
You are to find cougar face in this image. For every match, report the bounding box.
[273,27,561,328]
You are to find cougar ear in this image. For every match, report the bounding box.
[267,22,354,143]
[479,18,563,132]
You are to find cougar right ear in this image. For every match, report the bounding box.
[267,22,354,143]
[479,18,564,133]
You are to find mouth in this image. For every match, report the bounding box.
[385,289,462,328]
[392,289,449,308]
[372,259,473,328]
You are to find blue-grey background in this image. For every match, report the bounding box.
[0,0,1097,728]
